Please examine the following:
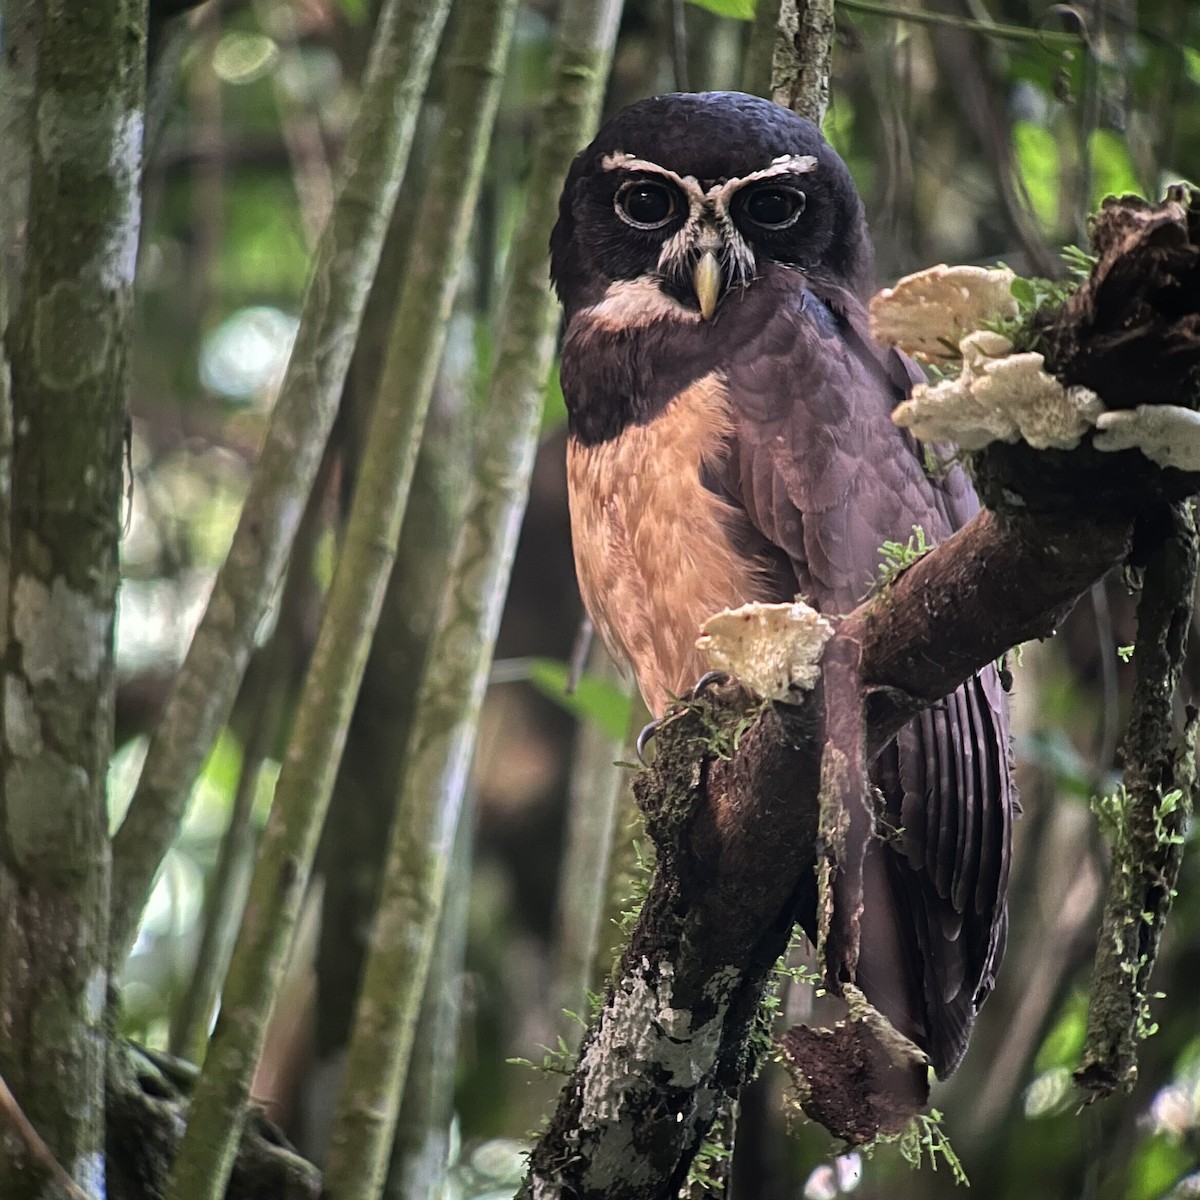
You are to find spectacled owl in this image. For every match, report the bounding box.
[550,90,1014,1078]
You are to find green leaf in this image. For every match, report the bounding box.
[527,658,633,741]
[542,360,567,435]
[1127,1135,1193,1200]
[1034,989,1088,1071]
[686,0,756,19]
[1186,46,1200,86]
[1010,275,1037,307]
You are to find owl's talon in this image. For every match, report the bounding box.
[636,719,660,765]
[691,670,731,698]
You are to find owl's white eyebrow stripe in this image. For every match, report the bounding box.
[601,154,708,207]
[601,151,818,202]
[707,154,818,205]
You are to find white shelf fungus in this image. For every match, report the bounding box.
[893,330,1103,452]
[869,264,1018,361]
[697,602,834,702]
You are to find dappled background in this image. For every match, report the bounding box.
[119,0,1200,1196]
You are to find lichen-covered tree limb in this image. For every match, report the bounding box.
[319,0,623,1194]
[771,0,836,127]
[0,1,146,1195]
[109,0,452,963]
[1075,502,1199,1099]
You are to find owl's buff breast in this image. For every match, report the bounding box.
[567,371,770,716]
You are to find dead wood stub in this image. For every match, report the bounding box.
[780,1012,929,1144]
[815,633,870,990]
[1054,188,1200,408]
[974,189,1200,524]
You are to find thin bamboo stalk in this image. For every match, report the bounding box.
[319,0,623,1194]
[386,800,474,1200]
[169,452,328,1065]
[550,649,632,1048]
[109,0,451,964]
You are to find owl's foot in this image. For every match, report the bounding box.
[635,671,732,764]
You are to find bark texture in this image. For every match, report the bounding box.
[771,0,836,126]
[1075,502,1199,1097]
[0,2,146,1195]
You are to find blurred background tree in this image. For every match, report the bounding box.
[3,0,1200,1196]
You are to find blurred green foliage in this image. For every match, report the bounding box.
[118,0,1200,1194]
[526,658,633,741]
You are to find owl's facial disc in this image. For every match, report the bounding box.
[602,150,817,320]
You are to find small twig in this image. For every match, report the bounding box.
[670,0,690,91]
[839,0,1084,46]
[0,1073,92,1200]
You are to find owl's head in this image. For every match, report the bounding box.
[550,91,874,322]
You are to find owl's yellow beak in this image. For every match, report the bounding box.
[692,251,723,321]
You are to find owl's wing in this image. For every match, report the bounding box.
[715,277,1014,1076]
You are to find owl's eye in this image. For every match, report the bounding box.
[616,181,678,229]
[740,185,806,230]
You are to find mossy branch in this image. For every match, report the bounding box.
[109,0,452,964]
[1075,502,1199,1098]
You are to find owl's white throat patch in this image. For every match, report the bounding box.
[579,276,701,331]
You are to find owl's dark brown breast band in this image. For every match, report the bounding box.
[562,268,830,445]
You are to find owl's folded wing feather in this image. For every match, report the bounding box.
[714,277,1014,1075]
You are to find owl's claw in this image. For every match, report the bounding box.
[691,670,731,697]
[636,719,659,765]
[635,672,733,764]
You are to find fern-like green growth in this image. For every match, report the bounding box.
[897,1109,970,1185]
[981,245,1094,356]
[687,1112,734,1194]
[875,525,933,589]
